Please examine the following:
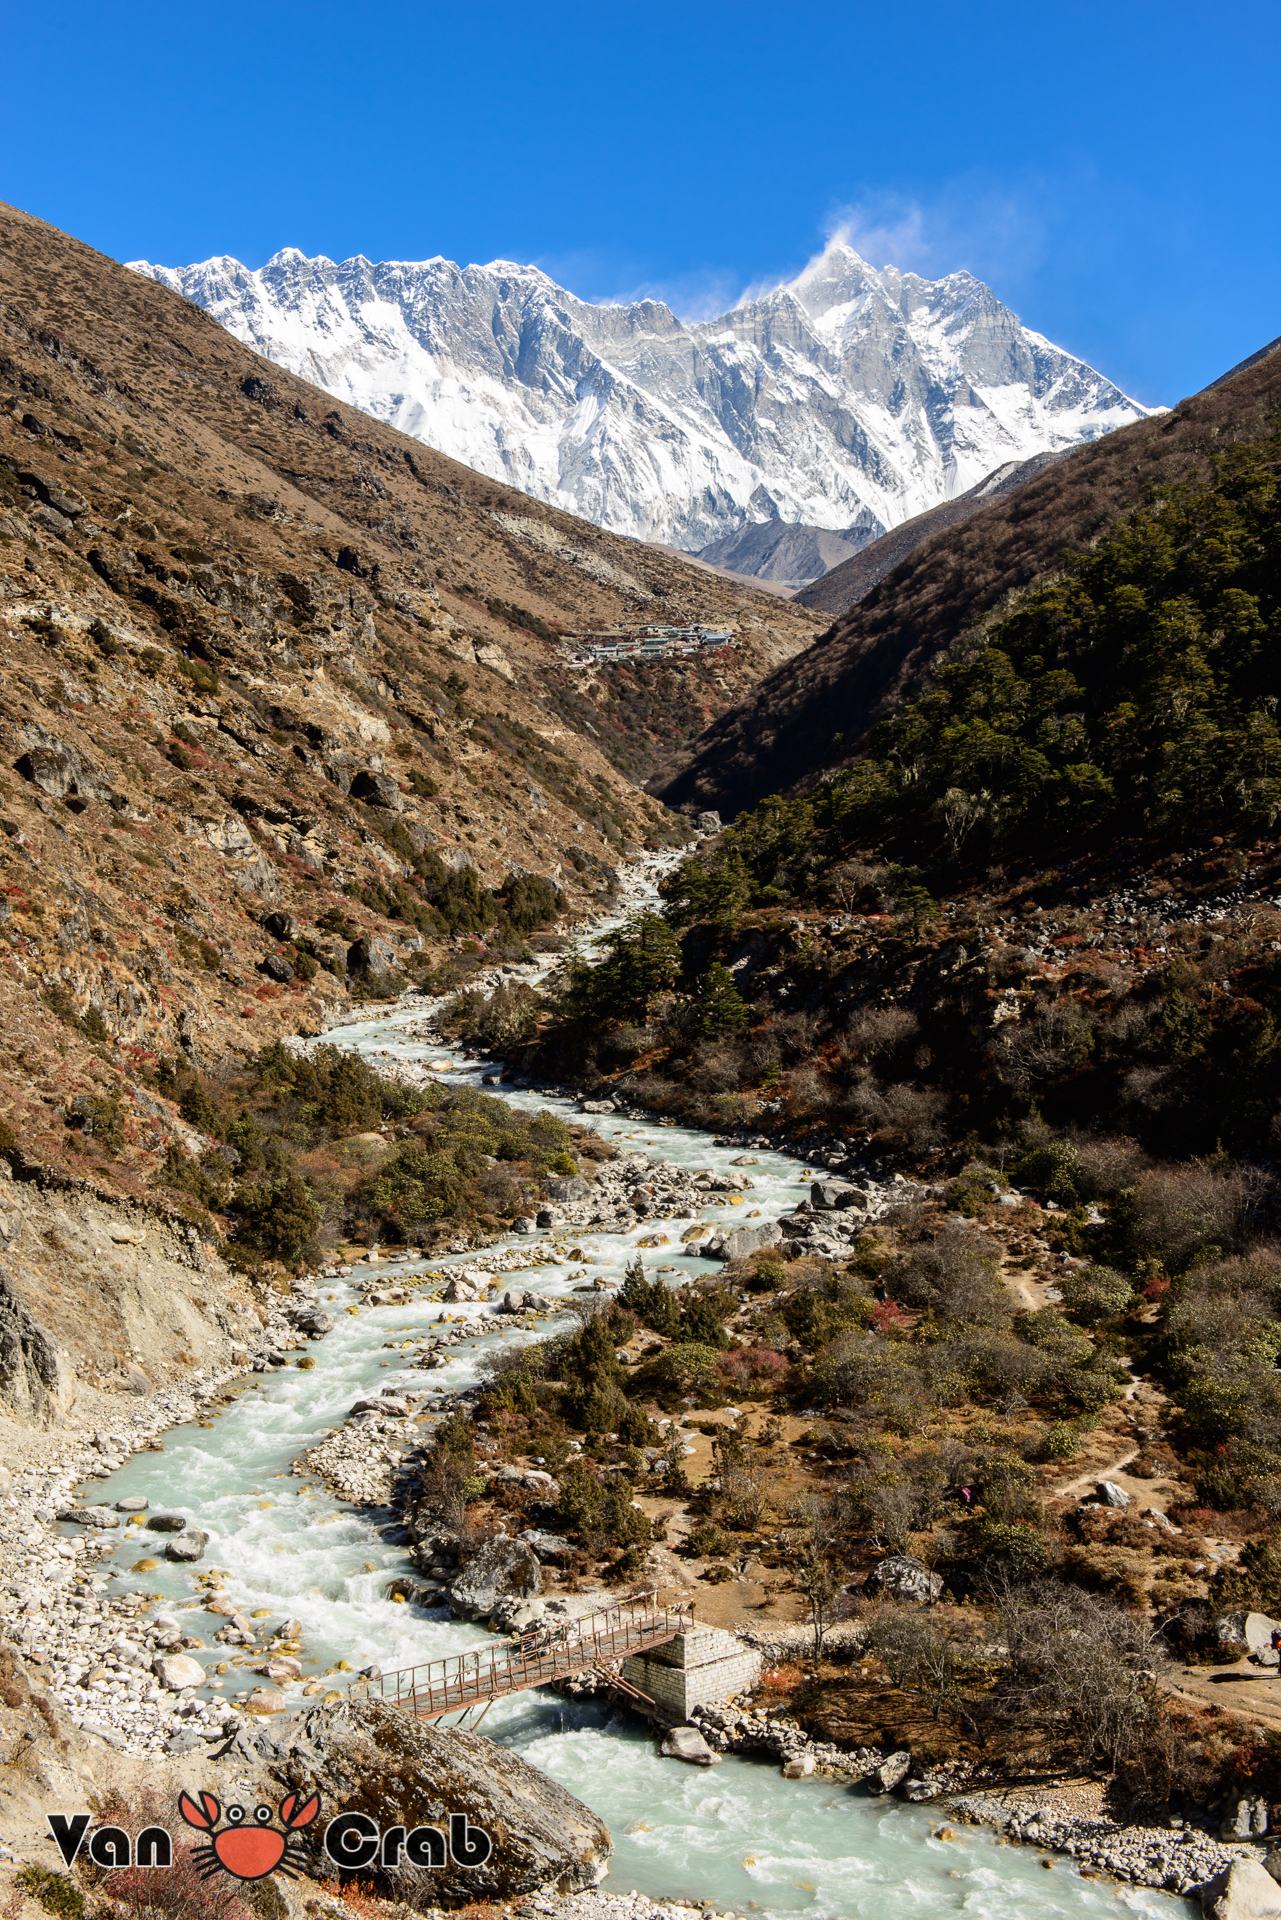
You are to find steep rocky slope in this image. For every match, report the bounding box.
[132,240,1150,563]
[655,336,1281,817]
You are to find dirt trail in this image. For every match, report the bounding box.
[1053,1447,1140,1499]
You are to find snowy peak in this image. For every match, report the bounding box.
[129,242,1152,566]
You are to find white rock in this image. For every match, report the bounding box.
[153,1653,205,1690]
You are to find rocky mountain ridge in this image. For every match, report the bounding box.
[131,241,1151,574]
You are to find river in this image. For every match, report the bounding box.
[69,860,1191,1919]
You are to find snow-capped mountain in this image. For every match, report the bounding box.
[130,240,1151,562]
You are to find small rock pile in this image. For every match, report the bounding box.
[952,1792,1253,1898]
[514,1890,747,1920]
[689,1701,874,1780]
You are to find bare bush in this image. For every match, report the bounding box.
[1072,1134,1149,1198]
[787,1067,829,1113]
[1135,1160,1274,1267]
[889,1225,1010,1327]
[478,1164,526,1215]
[994,1000,1094,1090]
[772,1010,820,1060]
[844,1076,947,1147]
[828,858,891,910]
[996,1578,1168,1775]
[845,1005,920,1056]
[864,1609,986,1727]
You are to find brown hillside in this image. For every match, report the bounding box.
[654,339,1281,817]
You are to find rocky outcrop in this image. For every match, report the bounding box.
[0,1267,69,1423]
[445,1536,542,1623]
[266,1698,611,1905]
[864,1556,943,1605]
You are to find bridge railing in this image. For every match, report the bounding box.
[376,1590,695,1720]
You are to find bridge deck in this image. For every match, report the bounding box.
[377,1590,693,1721]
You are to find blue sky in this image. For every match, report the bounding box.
[3,0,1277,406]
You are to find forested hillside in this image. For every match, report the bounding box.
[655,340,1281,818]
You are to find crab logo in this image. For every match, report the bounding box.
[178,1790,321,1881]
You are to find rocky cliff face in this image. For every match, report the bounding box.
[132,240,1151,566]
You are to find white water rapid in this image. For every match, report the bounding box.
[66,861,1191,1919]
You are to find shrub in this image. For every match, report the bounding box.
[1058,1266,1135,1325]
[641,1341,723,1395]
[234,1172,321,1262]
[1036,1422,1080,1461]
[686,1518,731,1557]
[16,1869,85,1920]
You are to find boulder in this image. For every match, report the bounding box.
[350,1395,408,1417]
[264,1658,303,1683]
[1202,1857,1281,1918]
[715,1221,783,1262]
[1245,1613,1281,1657]
[154,1652,205,1690]
[903,1777,945,1802]
[810,1181,857,1211]
[696,811,722,833]
[261,910,297,941]
[147,1512,187,1532]
[259,952,295,984]
[165,1530,209,1562]
[347,935,401,978]
[660,1725,721,1766]
[58,1505,119,1528]
[864,1556,943,1605]
[16,740,111,803]
[512,1215,537,1234]
[260,1699,610,1903]
[1096,1480,1132,1509]
[235,853,282,903]
[246,1687,289,1715]
[867,1750,913,1795]
[115,1496,149,1512]
[294,1310,334,1335]
[0,1267,69,1426]
[519,1529,575,1562]
[1216,1610,1249,1650]
[543,1175,592,1203]
[782,1753,815,1778]
[350,770,405,812]
[1222,1795,1270,1840]
[446,1537,542,1623]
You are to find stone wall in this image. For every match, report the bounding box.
[623,1626,762,1723]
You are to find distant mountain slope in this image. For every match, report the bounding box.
[793,449,1070,616]
[130,241,1151,560]
[652,340,1281,817]
[694,518,872,588]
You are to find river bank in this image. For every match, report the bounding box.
[0,859,1210,1920]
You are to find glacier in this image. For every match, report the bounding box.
[129,239,1153,566]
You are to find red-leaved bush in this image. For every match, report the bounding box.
[716,1346,789,1390]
